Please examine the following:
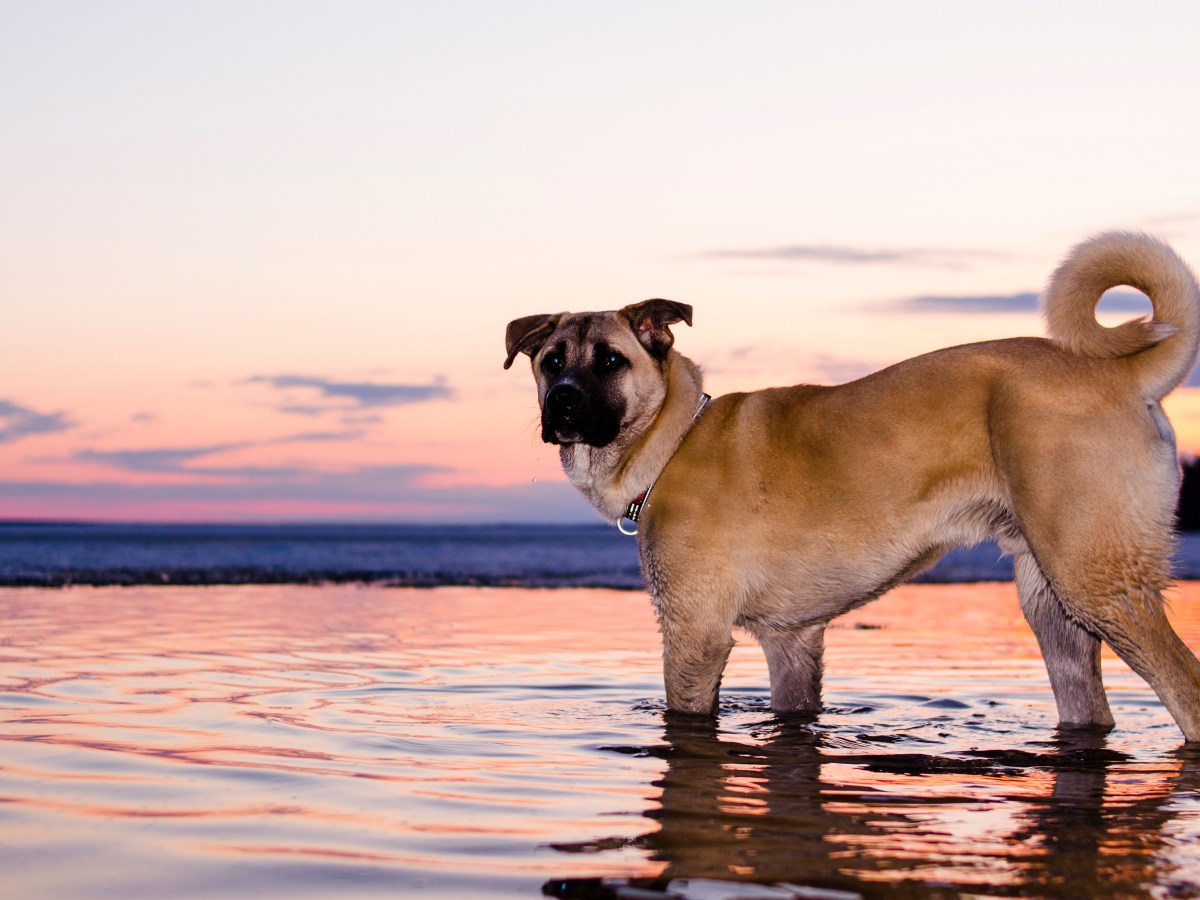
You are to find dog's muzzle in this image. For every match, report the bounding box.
[540,379,622,447]
[542,383,585,444]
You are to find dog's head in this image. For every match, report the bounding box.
[504,299,693,447]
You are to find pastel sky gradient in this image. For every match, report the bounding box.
[4,1,1200,522]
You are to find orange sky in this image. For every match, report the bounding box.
[4,3,1200,521]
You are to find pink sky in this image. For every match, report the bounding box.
[5,3,1200,522]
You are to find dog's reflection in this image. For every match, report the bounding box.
[548,716,1200,898]
[1006,729,1200,896]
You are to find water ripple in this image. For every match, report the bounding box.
[1,584,1199,897]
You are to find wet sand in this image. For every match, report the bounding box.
[1,582,1199,898]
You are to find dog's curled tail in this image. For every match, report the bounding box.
[1044,231,1200,400]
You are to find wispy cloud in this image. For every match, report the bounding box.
[75,443,253,473]
[1136,211,1199,235]
[701,345,886,385]
[0,400,74,444]
[284,430,365,443]
[0,467,591,523]
[699,244,1007,270]
[247,375,454,411]
[0,465,441,500]
[806,354,883,384]
[884,291,1041,313]
[874,288,1152,315]
[69,430,365,476]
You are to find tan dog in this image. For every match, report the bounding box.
[505,232,1200,741]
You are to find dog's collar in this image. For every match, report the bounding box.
[617,393,711,536]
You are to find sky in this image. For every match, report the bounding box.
[4,1,1200,523]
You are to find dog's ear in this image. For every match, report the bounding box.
[620,299,693,360]
[504,314,561,369]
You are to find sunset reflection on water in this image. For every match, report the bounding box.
[1,583,1199,898]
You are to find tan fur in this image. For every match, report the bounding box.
[506,232,1200,741]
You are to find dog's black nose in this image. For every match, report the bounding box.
[546,383,583,419]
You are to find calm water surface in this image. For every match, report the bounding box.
[2,583,1200,898]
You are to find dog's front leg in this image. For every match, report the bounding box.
[755,623,826,715]
[657,602,735,716]
[660,632,734,715]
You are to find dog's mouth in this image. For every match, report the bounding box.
[541,424,581,446]
[540,418,619,447]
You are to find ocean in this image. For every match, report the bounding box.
[6,523,1200,897]
[4,581,1200,898]
[7,521,1200,587]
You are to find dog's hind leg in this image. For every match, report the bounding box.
[995,398,1200,739]
[754,623,826,715]
[1014,552,1114,728]
[1032,537,1200,742]
[1058,572,1200,742]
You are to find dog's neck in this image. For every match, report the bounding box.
[559,351,706,522]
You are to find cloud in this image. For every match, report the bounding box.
[69,430,366,476]
[0,400,74,443]
[0,464,444,500]
[701,344,885,385]
[75,443,252,473]
[247,374,454,411]
[340,413,383,426]
[874,288,1153,315]
[700,245,1006,270]
[284,430,366,443]
[0,467,594,523]
[1136,211,1199,235]
[806,354,883,384]
[886,291,1040,313]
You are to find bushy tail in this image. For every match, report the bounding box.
[1044,231,1200,400]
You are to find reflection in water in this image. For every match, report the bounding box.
[554,722,1200,898]
[0,584,1199,898]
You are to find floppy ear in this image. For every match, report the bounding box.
[504,313,561,369]
[620,299,693,360]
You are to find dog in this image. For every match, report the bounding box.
[505,232,1200,741]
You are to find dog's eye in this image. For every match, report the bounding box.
[597,351,627,373]
[542,353,564,375]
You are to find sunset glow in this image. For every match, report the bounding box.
[5,2,1200,521]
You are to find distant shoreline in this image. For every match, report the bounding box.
[1,522,1199,588]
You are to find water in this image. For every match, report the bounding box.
[7,522,1200,586]
[3,582,1200,898]
[0,523,649,588]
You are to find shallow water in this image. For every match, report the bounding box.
[2,584,1200,898]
